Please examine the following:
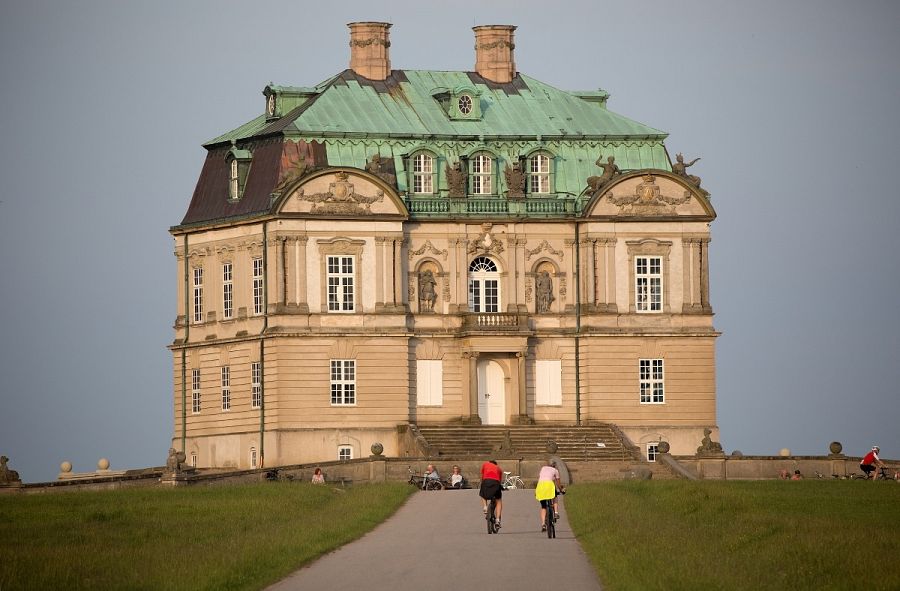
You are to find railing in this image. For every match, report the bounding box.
[463,313,522,329]
[465,199,508,214]
[404,195,577,217]
[406,198,450,214]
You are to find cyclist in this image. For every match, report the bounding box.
[860,446,885,481]
[479,459,503,529]
[535,458,563,532]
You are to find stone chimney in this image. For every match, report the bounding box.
[348,21,392,80]
[473,25,517,83]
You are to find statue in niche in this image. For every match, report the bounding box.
[504,162,526,199]
[0,456,21,485]
[696,428,724,455]
[446,161,467,197]
[586,154,621,197]
[672,153,702,187]
[366,153,397,187]
[535,271,555,313]
[418,269,438,311]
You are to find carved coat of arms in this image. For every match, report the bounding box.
[606,174,691,215]
[297,171,384,215]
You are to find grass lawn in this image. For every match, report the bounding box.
[566,480,900,591]
[0,482,413,590]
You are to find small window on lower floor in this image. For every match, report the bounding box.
[250,447,258,469]
[647,443,659,462]
[190,452,198,467]
[338,445,353,461]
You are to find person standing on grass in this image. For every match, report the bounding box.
[860,446,885,481]
[479,459,503,529]
[535,459,563,531]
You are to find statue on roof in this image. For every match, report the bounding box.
[366,154,397,188]
[504,162,526,199]
[672,153,702,188]
[446,161,467,198]
[585,154,621,197]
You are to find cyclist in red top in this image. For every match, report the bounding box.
[860,446,884,481]
[479,460,503,528]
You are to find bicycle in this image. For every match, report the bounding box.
[857,466,893,481]
[486,495,500,534]
[543,488,565,539]
[501,471,525,489]
[407,467,444,491]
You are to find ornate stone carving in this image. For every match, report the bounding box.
[585,154,621,197]
[525,240,564,261]
[696,428,724,456]
[525,277,533,303]
[165,448,187,475]
[442,276,450,301]
[504,162,525,199]
[350,37,391,48]
[672,153,702,187]
[559,276,567,299]
[408,240,448,260]
[366,154,396,187]
[418,269,438,311]
[274,141,315,194]
[607,174,691,215]
[535,271,555,313]
[477,40,515,50]
[0,455,21,485]
[467,223,504,256]
[299,171,384,215]
[446,161,467,198]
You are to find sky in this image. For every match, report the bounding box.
[1,0,898,483]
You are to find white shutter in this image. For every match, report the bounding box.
[536,360,562,406]
[416,360,443,406]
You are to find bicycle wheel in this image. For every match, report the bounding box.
[514,477,525,489]
[545,504,555,538]
[487,501,495,534]
[425,479,444,491]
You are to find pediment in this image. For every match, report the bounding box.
[584,171,715,220]
[277,168,407,218]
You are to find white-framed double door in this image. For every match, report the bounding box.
[476,358,506,425]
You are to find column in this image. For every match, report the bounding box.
[507,233,518,313]
[375,236,385,308]
[393,237,403,308]
[580,237,594,308]
[564,239,576,311]
[606,239,617,312]
[691,238,702,311]
[456,237,468,312]
[296,236,309,313]
[516,350,527,421]
[682,239,694,313]
[700,238,711,312]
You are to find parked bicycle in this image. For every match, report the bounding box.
[501,471,525,489]
[408,467,444,490]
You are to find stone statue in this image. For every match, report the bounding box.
[418,269,437,311]
[586,154,621,197]
[165,447,187,474]
[0,455,21,485]
[446,161,467,198]
[672,153,701,187]
[366,153,397,187]
[504,162,525,199]
[535,271,555,313]
[696,428,724,455]
[495,430,515,455]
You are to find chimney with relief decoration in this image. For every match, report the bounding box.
[473,25,517,83]
[348,21,392,81]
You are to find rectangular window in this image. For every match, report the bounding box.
[338,445,353,461]
[252,257,264,315]
[639,359,665,404]
[250,447,258,469]
[192,267,203,323]
[190,452,197,467]
[327,255,355,312]
[529,154,551,193]
[222,263,233,320]
[330,359,356,405]
[471,154,492,195]
[647,443,660,462]
[251,362,262,409]
[416,360,443,406]
[191,369,201,414]
[221,366,231,411]
[535,359,563,406]
[412,153,434,194]
[635,256,662,312]
[229,159,239,199]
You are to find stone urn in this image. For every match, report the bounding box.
[829,441,842,455]
[370,442,384,457]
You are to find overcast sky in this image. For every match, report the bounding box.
[2,0,898,482]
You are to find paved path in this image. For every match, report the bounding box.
[267,488,603,591]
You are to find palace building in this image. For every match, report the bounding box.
[170,22,718,470]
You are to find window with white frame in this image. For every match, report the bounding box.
[416,360,443,406]
[251,362,262,409]
[338,445,353,461]
[470,153,493,195]
[250,447,258,469]
[221,366,231,410]
[192,266,203,323]
[468,257,500,313]
[191,369,201,414]
[190,452,197,467]
[635,256,662,313]
[412,153,434,194]
[229,159,239,200]
[222,262,233,320]
[330,360,356,405]
[252,257,264,315]
[327,255,355,312]
[639,359,664,404]
[647,443,660,462]
[528,152,551,194]
[535,359,562,405]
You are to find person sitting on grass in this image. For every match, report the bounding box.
[860,446,885,481]
[791,470,803,480]
[311,467,325,484]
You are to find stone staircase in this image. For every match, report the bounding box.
[413,423,642,464]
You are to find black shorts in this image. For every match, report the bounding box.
[861,463,875,474]
[480,478,502,500]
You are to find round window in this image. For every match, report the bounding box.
[458,94,473,115]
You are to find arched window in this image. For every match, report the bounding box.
[411,152,434,194]
[528,152,552,194]
[468,256,500,312]
[470,153,493,195]
[250,446,258,469]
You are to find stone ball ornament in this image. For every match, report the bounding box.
[779,448,791,457]
[546,440,559,454]
[829,441,842,455]
[370,442,384,456]
[60,461,73,473]
[657,441,670,454]
[98,458,110,470]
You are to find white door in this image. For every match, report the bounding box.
[477,359,506,425]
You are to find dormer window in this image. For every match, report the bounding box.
[528,152,552,194]
[457,94,473,115]
[225,147,252,201]
[229,160,239,199]
[470,152,493,195]
[448,86,482,120]
[266,93,276,117]
[411,152,435,194]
